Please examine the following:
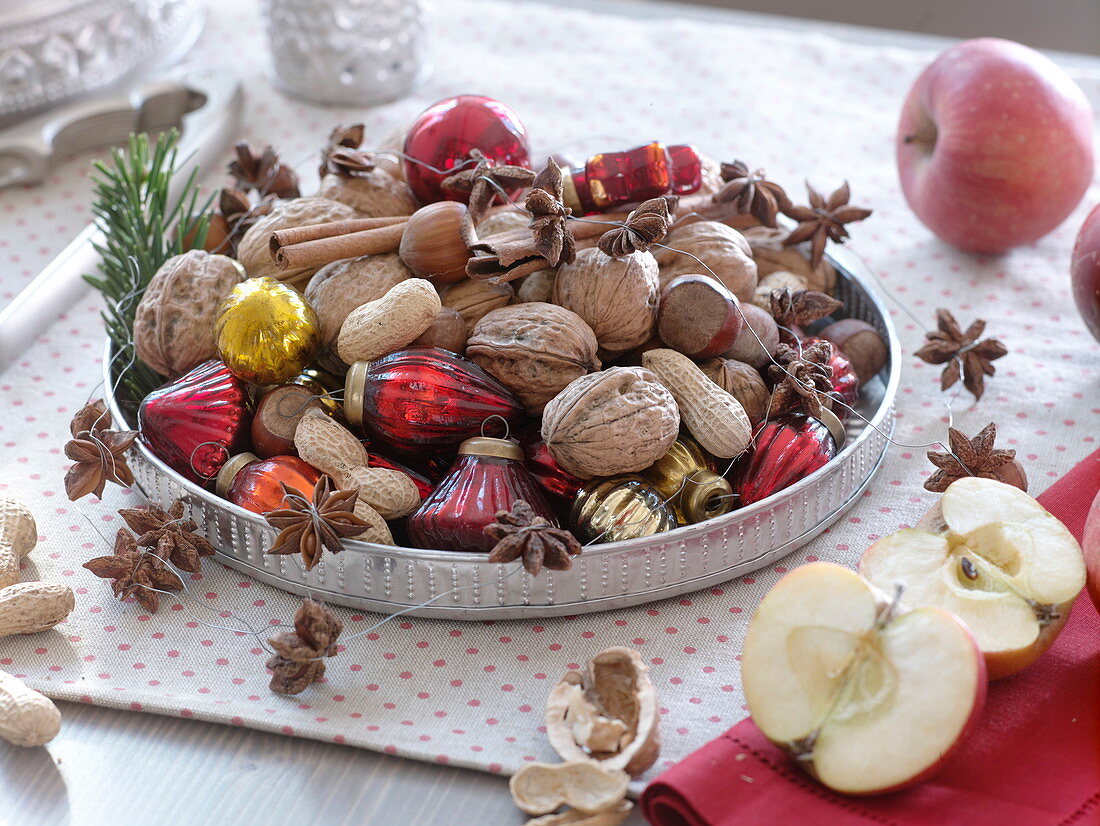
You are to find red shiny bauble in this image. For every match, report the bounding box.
[223,455,322,514]
[139,360,251,484]
[729,415,836,506]
[407,437,558,552]
[566,141,703,214]
[366,452,434,501]
[345,348,525,457]
[519,429,583,501]
[803,336,861,418]
[403,95,531,205]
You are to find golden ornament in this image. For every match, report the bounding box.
[571,476,676,544]
[642,436,734,525]
[214,277,321,385]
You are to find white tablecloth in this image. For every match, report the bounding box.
[0,0,1097,781]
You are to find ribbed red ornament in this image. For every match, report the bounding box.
[345,348,525,457]
[729,415,836,506]
[366,452,434,501]
[519,429,583,501]
[803,336,861,417]
[407,437,557,552]
[138,360,251,484]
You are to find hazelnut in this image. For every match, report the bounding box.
[552,248,659,357]
[654,220,757,300]
[398,201,471,285]
[410,307,468,354]
[723,303,779,368]
[134,250,245,377]
[467,303,601,413]
[304,253,411,352]
[699,358,770,424]
[819,318,889,383]
[541,367,679,479]
[442,278,514,334]
[318,169,417,217]
[237,197,358,288]
[742,225,837,293]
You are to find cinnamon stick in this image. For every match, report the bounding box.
[269,216,407,256]
[273,222,406,271]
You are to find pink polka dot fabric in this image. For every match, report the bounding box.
[1,0,1097,783]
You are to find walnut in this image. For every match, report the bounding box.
[134,250,245,377]
[467,303,601,413]
[699,357,770,424]
[741,225,837,293]
[374,125,407,181]
[696,152,725,196]
[476,209,530,237]
[552,248,658,357]
[516,269,556,303]
[654,221,757,300]
[751,270,809,310]
[442,278,514,334]
[318,170,417,217]
[237,197,358,287]
[541,367,679,479]
[304,253,412,354]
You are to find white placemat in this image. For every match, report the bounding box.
[0,0,1097,781]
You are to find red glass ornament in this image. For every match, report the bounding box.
[139,360,251,484]
[344,348,525,456]
[519,429,583,501]
[403,95,531,205]
[564,142,702,214]
[802,336,861,418]
[218,454,322,514]
[366,452,435,501]
[407,437,558,552]
[729,414,837,506]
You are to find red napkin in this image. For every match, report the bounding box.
[641,449,1100,826]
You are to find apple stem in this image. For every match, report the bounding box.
[1026,599,1062,627]
[873,583,905,631]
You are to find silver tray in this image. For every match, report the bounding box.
[105,246,899,619]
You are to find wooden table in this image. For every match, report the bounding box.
[1,3,1092,825]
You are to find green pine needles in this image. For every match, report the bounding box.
[85,130,211,402]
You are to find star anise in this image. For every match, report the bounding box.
[210,186,273,256]
[64,400,138,501]
[782,182,872,268]
[441,148,536,222]
[318,123,381,178]
[768,341,835,419]
[598,197,672,258]
[769,288,843,329]
[714,161,790,228]
[118,500,215,574]
[229,141,300,199]
[83,529,183,613]
[485,500,583,576]
[266,599,344,695]
[924,423,1021,493]
[525,160,576,268]
[914,309,1008,401]
[264,477,369,570]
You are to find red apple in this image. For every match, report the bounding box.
[1070,204,1100,342]
[897,38,1093,253]
[1083,488,1100,611]
[742,562,986,795]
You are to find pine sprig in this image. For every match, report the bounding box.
[85,130,212,402]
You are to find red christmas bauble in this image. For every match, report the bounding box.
[138,360,251,484]
[344,348,525,456]
[219,454,323,514]
[408,437,558,552]
[403,95,531,205]
[365,452,435,500]
[729,414,836,506]
[803,336,861,417]
[519,428,583,501]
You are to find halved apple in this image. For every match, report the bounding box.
[742,562,985,795]
[860,477,1085,680]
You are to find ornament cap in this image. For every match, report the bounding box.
[344,361,369,428]
[215,452,259,498]
[815,407,846,450]
[457,436,522,461]
[679,470,734,524]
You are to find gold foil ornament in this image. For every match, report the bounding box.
[214,277,321,385]
[642,436,734,525]
[571,476,676,544]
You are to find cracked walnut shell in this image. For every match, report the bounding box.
[540,367,679,479]
[552,248,659,357]
[134,250,245,377]
[654,220,757,301]
[545,647,661,778]
[467,303,601,413]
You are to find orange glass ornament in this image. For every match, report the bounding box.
[216,453,323,514]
